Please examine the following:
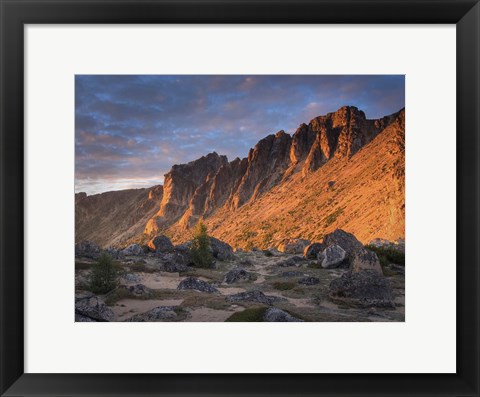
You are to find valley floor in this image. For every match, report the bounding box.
[75,250,405,322]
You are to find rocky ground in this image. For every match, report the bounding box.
[75,230,405,322]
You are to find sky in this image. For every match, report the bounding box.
[75,75,405,195]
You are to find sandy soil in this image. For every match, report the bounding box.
[136,272,185,289]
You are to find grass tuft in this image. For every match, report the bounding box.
[365,245,405,266]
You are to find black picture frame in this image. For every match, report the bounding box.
[1,1,479,396]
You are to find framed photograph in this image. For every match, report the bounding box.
[1,0,479,396]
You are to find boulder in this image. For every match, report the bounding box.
[75,241,101,260]
[148,235,174,253]
[351,249,383,274]
[177,277,218,293]
[126,306,178,322]
[298,276,320,285]
[209,237,235,261]
[316,250,325,263]
[322,229,363,257]
[121,284,153,298]
[277,238,311,254]
[329,269,395,308]
[224,268,253,284]
[75,292,115,322]
[75,313,97,322]
[161,261,189,273]
[105,247,125,260]
[122,244,144,256]
[159,249,192,271]
[263,307,304,322]
[321,244,347,268]
[303,242,325,259]
[226,290,287,305]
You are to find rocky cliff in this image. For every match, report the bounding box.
[75,185,163,247]
[144,106,404,242]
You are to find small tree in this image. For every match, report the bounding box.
[190,221,213,268]
[88,252,119,294]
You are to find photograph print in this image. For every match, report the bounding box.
[75,75,405,322]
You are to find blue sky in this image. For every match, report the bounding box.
[75,75,404,195]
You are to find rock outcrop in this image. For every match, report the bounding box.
[126,306,178,322]
[75,241,101,260]
[209,237,235,261]
[75,292,115,322]
[177,277,218,293]
[224,268,253,284]
[263,307,304,322]
[329,270,395,308]
[148,235,175,253]
[226,290,287,305]
[122,244,145,256]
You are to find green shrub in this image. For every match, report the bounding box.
[263,249,273,257]
[87,252,120,294]
[225,307,267,322]
[365,244,405,266]
[190,221,213,268]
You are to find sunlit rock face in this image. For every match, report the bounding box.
[76,106,405,250]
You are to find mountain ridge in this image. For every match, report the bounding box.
[76,105,405,248]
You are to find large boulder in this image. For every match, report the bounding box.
[148,235,174,253]
[322,229,363,258]
[263,307,304,322]
[126,306,178,322]
[321,229,382,273]
[224,268,253,284]
[161,261,189,273]
[303,242,325,259]
[177,277,218,293]
[351,249,383,274]
[122,244,144,256]
[75,292,115,322]
[75,241,101,260]
[209,237,235,261]
[226,290,287,305]
[321,244,347,268]
[329,270,395,308]
[277,238,311,254]
[159,249,192,272]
